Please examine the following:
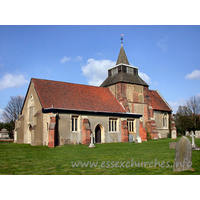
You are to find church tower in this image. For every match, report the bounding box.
[101,38,159,141]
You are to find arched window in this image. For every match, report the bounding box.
[28,95,35,125]
[163,113,168,128]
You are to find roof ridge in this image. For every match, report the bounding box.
[32,78,108,90]
[155,90,172,111]
[149,89,157,92]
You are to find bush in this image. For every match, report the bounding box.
[146,129,151,140]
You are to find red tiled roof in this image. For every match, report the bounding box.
[32,78,126,113]
[149,90,172,112]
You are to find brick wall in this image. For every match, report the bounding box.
[82,118,91,145]
[48,114,56,147]
[117,83,129,112]
[139,121,147,141]
[121,119,128,142]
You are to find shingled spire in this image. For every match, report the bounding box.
[116,45,130,65]
[100,36,148,87]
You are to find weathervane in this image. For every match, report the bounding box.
[121,34,124,46]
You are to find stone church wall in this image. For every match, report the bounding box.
[16,81,43,145]
[43,113,51,146]
[57,114,124,145]
[34,111,43,146]
[153,111,170,138]
[15,115,24,143]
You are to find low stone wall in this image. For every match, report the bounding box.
[0,139,14,142]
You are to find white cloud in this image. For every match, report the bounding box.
[154,81,159,85]
[138,71,151,84]
[185,70,200,80]
[60,56,71,63]
[60,56,83,63]
[74,56,83,62]
[196,93,200,97]
[168,98,187,114]
[157,37,168,51]
[0,73,29,90]
[81,59,115,86]
[82,59,153,86]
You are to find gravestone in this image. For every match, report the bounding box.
[190,132,197,149]
[195,130,200,139]
[89,133,95,148]
[185,131,189,136]
[0,129,9,139]
[171,130,177,139]
[173,136,192,172]
[136,136,142,143]
[129,134,133,143]
[169,142,177,149]
[72,140,77,145]
[59,137,65,146]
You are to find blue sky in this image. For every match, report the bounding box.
[0,25,200,120]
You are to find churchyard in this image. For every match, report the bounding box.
[0,137,200,175]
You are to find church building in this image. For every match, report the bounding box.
[14,41,176,147]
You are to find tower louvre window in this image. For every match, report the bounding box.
[111,68,118,76]
[134,68,138,75]
[127,67,134,75]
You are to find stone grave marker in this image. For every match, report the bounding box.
[129,134,133,143]
[169,142,177,149]
[190,132,197,149]
[173,136,192,172]
[0,129,9,139]
[89,133,95,148]
[136,136,142,143]
[171,130,177,139]
[195,130,200,138]
[185,131,189,136]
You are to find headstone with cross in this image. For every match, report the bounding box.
[190,131,197,149]
[89,132,95,148]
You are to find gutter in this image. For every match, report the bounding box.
[42,108,142,118]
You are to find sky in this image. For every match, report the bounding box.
[0,25,200,121]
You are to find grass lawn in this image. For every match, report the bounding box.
[0,137,200,175]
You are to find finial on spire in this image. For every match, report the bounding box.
[121,34,124,46]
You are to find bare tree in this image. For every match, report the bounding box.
[3,95,24,125]
[175,96,200,135]
[186,95,200,132]
[176,105,193,134]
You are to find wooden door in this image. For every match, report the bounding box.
[95,126,101,143]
